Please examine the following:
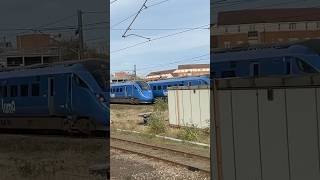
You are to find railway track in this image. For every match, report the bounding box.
[110,136,210,173]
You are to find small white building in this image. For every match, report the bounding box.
[167,86,210,129]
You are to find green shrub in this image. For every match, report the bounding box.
[147,113,166,134]
[153,98,168,112]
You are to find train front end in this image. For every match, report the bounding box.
[135,81,154,103]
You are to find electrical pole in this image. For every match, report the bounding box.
[77,9,84,60]
[134,64,137,80]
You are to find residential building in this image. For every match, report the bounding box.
[173,64,210,77]
[211,8,320,49]
[145,69,175,81]
[112,71,130,82]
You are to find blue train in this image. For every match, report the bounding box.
[148,76,210,98]
[212,39,320,78]
[110,81,153,104]
[0,59,109,134]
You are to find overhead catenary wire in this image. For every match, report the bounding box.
[111,24,209,54]
[111,0,171,28]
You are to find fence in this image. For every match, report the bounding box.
[212,75,320,180]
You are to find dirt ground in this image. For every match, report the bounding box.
[110,104,154,131]
[0,134,108,180]
[110,104,210,144]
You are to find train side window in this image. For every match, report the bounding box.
[3,86,7,97]
[163,85,167,90]
[157,85,162,90]
[31,83,40,96]
[120,88,123,92]
[0,86,2,97]
[252,63,260,76]
[153,86,156,90]
[116,88,119,92]
[179,83,183,86]
[10,85,18,97]
[188,82,192,86]
[296,59,317,73]
[286,61,291,75]
[221,70,235,78]
[75,76,88,88]
[20,84,29,97]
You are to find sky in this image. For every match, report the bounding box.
[0,0,108,49]
[110,0,210,76]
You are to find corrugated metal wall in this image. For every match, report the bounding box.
[214,82,320,180]
[168,87,210,129]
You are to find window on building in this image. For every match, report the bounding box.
[10,85,18,97]
[225,26,228,33]
[249,24,256,31]
[237,26,241,32]
[278,24,281,30]
[224,42,231,48]
[305,22,309,30]
[317,22,320,29]
[31,83,40,96]
[20,84,29,97]
[289,23,296,30]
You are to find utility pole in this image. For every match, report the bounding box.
[77,9,84,59]
[133,64,137,80]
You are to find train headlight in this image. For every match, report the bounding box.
[99,96,105,103]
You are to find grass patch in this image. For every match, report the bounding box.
[177,126,200,142]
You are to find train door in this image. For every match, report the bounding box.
[66,75,73,113]
[124,86,128,97]
[48,77,55,115]
[250,63,260,77]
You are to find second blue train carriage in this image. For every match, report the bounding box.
[211,39,320,78]
[148,76,210,98]
[110,81,153,104]
[0,59,109,134]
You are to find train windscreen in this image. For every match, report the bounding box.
[136,81,150,91]
[82,60,109,89]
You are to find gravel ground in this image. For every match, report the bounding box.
[0,134,108,180]
[110,149,210,180]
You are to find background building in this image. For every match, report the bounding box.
[211,8,320,49]
[145,69,175,81]
[112,71,130,82]
[173,64,210,77]
[145,64,209,80]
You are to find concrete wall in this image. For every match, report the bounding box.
[168,86,210,129]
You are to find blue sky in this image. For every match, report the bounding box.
[110,0,210,76]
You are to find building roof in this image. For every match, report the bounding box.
[177,64,209,70]
[147,69,175,76]
[218,8,320,25]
